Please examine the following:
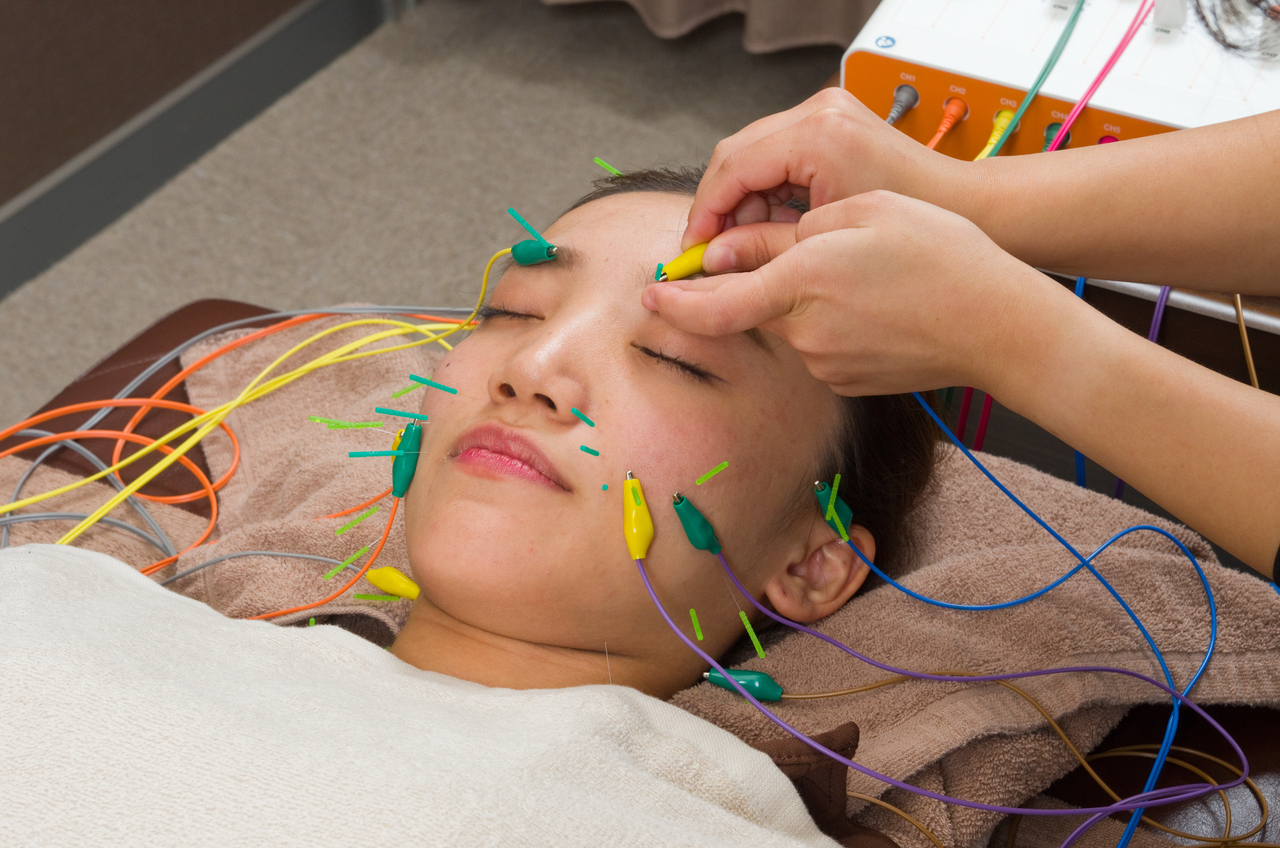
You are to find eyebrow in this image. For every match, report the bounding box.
[495,244,581,280]
[515,242,773,355]
[669,271,773,356]
[549,244,581,272]
[742,327,772,353]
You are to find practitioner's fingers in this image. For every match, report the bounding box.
[660,190,1038,396]
[700,90,847,190]
[699,192,901,275]
[641,271,791,338]
[701,222,799,274]
[683,89,939,250]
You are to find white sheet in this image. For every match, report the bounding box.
[0,544,837,847]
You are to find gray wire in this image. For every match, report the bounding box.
[160,550,346,586]
[0,512,168,554]
[4,428,177,556]
[5,305,472,549]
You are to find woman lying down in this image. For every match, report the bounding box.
[1,168,938,848]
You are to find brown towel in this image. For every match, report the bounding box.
[0,459,209,565]
[163,312,452,642]
[671,447,1280,848]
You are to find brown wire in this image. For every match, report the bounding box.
[784,671,1267,848]
[848,789,947,848]
[1234,293,1261,389]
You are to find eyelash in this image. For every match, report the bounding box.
[477,306,715,383]
[475,305,535,322]
[636,345,715,384]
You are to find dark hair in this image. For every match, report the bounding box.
[1193,0,1280,53]
[566,166,939,576]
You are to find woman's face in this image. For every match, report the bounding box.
[400,191,848,691]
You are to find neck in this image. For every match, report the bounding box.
[388,598,694,699]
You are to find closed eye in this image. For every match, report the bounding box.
[476,305,539,322]
[634,344,723,385]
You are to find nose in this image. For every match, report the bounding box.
[487,331,588,425]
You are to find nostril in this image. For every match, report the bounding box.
[535,393,557,412]
[500,383,516,398]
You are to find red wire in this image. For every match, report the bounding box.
[1,399,239,502]
[8,309,444,612]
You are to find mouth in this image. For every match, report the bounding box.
[451,422,571,492]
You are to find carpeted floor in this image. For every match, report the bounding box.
[0,0,839,426]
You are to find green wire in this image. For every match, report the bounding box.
[986,0,1086,158]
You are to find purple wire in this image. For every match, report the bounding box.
[1115,285,1172,499]
[636,556,1244,817]
[1060,785,1200,848]
[710,553,1242,772]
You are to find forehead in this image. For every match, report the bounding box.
[544,192,691,268]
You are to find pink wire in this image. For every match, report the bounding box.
[1048,0,1156,152]
[969,0,1156,451]
[973,393,995,451]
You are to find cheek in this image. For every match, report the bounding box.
[621,401,737,496]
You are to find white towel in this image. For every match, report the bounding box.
[0,543,839,848]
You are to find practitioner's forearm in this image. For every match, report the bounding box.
[987,273,1280,576]
[951,111,1280,294]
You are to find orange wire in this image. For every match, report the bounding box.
[111,313,325,502]
[7,310,447,600]
[0,429,219,574]
[249,496,399,620]
[1,398,238,501]
[110,311,464,502]
[409,314,468,324]
[317,487,393,520]
[927,98,968,150]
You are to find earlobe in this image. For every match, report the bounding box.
[763,524,876,624]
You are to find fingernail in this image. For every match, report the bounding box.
[702,243,736,273]
[641,286,659,310]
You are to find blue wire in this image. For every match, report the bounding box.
[1072,277,1088,488]
[894,392,1216,848]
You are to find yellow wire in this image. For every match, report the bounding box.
[51,320,451,543]
[1233,294,1260,389]
[975,110,1016,161]
[41,248,507,543]
[0,322,454,520]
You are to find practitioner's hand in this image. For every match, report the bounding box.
[681,88,966,261]
[647,191,1059,398]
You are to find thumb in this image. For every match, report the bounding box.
[701,222,798,274]
[641,267,797,337]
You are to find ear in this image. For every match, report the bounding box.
[761,520,875,624]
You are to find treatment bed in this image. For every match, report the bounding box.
[4,299,1280,848]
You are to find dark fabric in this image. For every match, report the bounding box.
[2,299,275,517]
[749,721,899,848]
[1046,703,1280,828]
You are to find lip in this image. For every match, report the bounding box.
[451,422,571,491]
